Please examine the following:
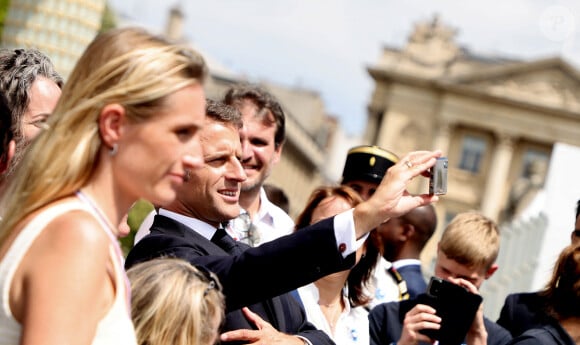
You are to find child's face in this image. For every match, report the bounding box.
[434,250,489,289]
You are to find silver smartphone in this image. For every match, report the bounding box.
[429,157,448,195]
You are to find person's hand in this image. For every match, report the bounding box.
[220,307,306,345]
[448,278,487,345]
[397,303,440,345]
[354,150,442,238]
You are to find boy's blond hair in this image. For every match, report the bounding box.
[439,211,500,271]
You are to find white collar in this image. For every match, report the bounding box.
[392,259,421,269]
[254,187,275,225]
[158,208,217,241]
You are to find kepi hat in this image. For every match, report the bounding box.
[341,145,399,185]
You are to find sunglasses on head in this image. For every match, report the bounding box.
[194,264,222,296]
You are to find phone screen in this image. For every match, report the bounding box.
[418,277,482,345]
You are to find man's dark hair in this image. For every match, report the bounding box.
[576,200,580,220]
[223,83,285,148]
[206,98,242,129]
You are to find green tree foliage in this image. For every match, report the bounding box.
[119,199,154,256]
[0,0,10,42]
[100,1,117,33]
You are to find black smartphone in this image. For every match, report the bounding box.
[417,277,482,345]
[429,157,448,195]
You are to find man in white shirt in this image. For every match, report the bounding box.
[135,84,294,245]
[223,84,294,246]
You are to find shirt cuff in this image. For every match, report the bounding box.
[296,335,312,345]
[334,209,369,258]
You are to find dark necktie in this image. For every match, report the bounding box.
[211,226,244,255]
[387,266,410,300]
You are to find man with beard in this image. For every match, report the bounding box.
[222,84,294,246]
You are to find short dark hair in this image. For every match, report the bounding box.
[205,98,242,129]
[576,200,580,219]
[223,83,285,148]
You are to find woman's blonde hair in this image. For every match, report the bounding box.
[0,27,207,245]
[127,258,225,345]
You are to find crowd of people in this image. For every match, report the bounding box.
[0,25,578,345]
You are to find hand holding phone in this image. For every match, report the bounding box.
[417,277,482,345]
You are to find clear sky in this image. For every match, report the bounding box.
[108,0,580,137]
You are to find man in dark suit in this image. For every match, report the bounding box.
[369,212,512,345]
[376,204,438,298]
[496,199,580,337]
[126,100,442,344]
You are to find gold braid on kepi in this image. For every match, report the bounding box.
[341,145,399,185]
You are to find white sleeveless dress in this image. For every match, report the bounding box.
[0,200,137,344]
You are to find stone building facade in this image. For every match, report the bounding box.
[365,16,580,267]
[2,0,106,78]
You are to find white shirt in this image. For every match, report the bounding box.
[297,283,369,345]
[366,258,401,309]
[227,188,294,246]
[252,188,294,245]
[134,209,155,244]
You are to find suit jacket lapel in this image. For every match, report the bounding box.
[150,214,228,256]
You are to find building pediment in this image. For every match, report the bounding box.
[447,57,580,112]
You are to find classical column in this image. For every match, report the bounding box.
[481,133,515,221]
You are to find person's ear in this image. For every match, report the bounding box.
[7,139,15,165]
[401,224,415,241]
[272,141,283,164]
[484,263,498,279]
[98,104,125,150]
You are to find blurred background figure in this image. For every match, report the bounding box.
[0,48,62,192]
[294,185,381,345]
[127,258,225,345]
[572,200,580,246]
[376,204,438,299]
[506,243,580,345]
[498,199,580,337]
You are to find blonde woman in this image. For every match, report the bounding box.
[0,27,207,344]
[127,258,225,345]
